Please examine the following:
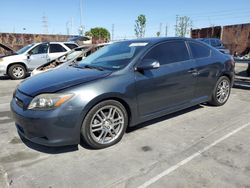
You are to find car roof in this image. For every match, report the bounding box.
[32,42,77,45]
[197,38,221,40]
[115,37,191,45]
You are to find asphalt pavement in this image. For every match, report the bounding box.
[0,66,250,188]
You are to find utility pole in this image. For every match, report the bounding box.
[42,14,48,34]
[159,23,162,36]
[66,18,73,35]
[175,15,179,37]
[165,23,168,37]
[79,0,84,36]
[71,17,73,35]
[66,21,70,35]
[111,24,114,41]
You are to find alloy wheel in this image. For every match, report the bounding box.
[216,79,230,104]
[12,66,24,79]
[90,105,125,144]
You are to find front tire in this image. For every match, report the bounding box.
[8,64,26,80]
[208,76,231,106]
[247,64,250,77]
[81,100,128,149]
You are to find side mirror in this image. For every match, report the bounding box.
[136,59,160,71]
[27,51,33,59]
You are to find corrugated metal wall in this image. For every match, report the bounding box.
[191,23,250,55]
[222,24,250,55]
[0,33,72,53]
[191,26,221,39]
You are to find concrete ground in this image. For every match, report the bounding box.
[0,64,250,188]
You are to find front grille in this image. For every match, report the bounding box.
[15,97,24,108]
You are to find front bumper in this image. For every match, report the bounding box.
[0,63,7,76]
[0,67,6,76]
[10,90,83,147]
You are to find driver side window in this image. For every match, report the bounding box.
[29,44,48,55]
[143,41,190,65]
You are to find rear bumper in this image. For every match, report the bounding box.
[10,98,83,147]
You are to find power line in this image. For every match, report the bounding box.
[181,6,250,16]
[190,10,250,20]
[193,13,250,22]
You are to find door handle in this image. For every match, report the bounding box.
[188,68,197,73]
[188,68,199,76]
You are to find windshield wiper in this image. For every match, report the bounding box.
[84,65,104,71]
[70,64,104,71]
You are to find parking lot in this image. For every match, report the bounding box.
[0,64,250,188]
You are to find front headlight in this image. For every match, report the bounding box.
[28,93,74,110]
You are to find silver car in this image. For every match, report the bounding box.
[0,42,78,79]
[31,43,107,76]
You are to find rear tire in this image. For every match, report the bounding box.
[81,100,128,149]
[8,64,26,80]
[208,76,231,106]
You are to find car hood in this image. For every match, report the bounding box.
[0,43,17,58]
[1,54,25,62]
[18,66,112,97]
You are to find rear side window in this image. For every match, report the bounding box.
[210,39,217,47]
[202,39,210,45]
[143,41,189,65]
[215,39,222,47]
[189,42,211,59]
[49,44,67,53]
[64,43,78,49]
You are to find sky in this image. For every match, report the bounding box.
[0,0,250,40]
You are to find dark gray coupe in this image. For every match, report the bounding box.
[11,37,235,149]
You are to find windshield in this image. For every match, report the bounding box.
[59,50,83,62]
[77,41,147,70]
[16,44,35,54]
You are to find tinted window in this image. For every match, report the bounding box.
[189,42,211,59]
[64,43,78,49]
[203,39,210,45]
[30,44,48,55]
[49,44,66,53]
[143,41,189,65]
[211,39,217,47]
[215,39,222,47]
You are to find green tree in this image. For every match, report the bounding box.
[85,27,110,40]
[85,31,93,37]
[134,14,146,38]
[156,31,161,37]
[175,15,192,37]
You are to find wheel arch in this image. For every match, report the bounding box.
[7,62,28,74]
[219,71,234,86]
[81,94,134,128]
